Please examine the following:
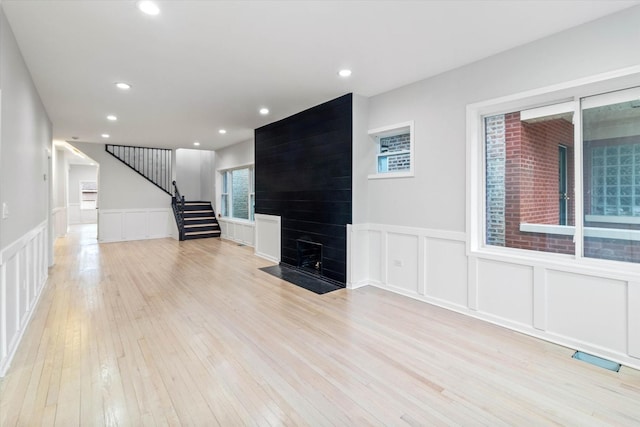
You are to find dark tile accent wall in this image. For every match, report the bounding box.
[255,94,353,284]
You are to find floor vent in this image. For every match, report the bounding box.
[572,351,621,372]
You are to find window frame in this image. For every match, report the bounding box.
[218,164,255,223]
[368,121,415,179]
[467,66,640,276]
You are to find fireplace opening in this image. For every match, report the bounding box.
[296,239,323,275]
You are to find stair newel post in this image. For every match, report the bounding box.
[180,195,185,240]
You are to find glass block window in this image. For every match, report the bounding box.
[589,144,640,217]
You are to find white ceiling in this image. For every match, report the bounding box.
[3,0,639,151]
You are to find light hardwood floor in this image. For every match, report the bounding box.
[1,225,640,426]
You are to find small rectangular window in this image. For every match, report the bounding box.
[368,121,414,179]
[80,181,97,210]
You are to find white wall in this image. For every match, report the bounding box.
[0,10,52,249]
[175,148,216,202]
[0,9,52,376]
[215,139,254,171]
[351,6,640,369]
[199,150,215,203]
[68,164,97,224]
[176,148,202,201]
[69,142,176,242]
[352,95,370,224]
[51,147,68,237]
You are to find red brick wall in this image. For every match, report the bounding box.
[504,112,575,254]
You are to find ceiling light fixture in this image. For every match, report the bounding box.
[218,129,227,134]
[101,134,110,138]
[193,141,200,146]
[106,115,117,121]
[115,82,131,90]
[137,1,160,16]
[338,69,352,77]
[259,108,269,115]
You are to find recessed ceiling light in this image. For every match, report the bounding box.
[101,134,110,138]
[259,108,269,115]
[71,136,79,140]
[137,1,160,16]
[106,115,117,121]
[218,129,227,134]
[338,69,352,77]
[193,141,200,146]
[115,82,131,90]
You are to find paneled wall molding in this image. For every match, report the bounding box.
[348,222,640,370]
[0,220,49,377]
[629,281,640,359]
[254,214,279,262]
[218,218,255,247]
[98,208,175,243]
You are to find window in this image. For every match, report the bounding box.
[474,84,640,265]
[80,181,97,210]
[484,104,575,255]
[220,166,254,221]
[582,88,640,263]
[368,121,414,178]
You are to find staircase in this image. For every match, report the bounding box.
[172,181,221,241]
[182,201,221,240]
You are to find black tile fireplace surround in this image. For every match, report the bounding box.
[255,93,353,285]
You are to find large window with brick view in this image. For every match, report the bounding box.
[582,88,640,263]
[220,166,254,221]
[485,105,575,254]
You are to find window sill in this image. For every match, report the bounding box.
[368,171,414,180]
[585,215,640,225]
[218,217,255,226]
[520,222,640,242]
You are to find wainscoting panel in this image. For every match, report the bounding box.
[477,259,534,327]
[68,202,97,225]
[386,232,419,294]
[254,214,279,262]
[219,218,255,247]
[98,209,174,243]
[123,211,148,241]
[546,270,627,354]
[147,210,173,239]
[0,221,49,377]
[629,281,640,359]
[425,238,468,308]
[346,225,369,288]
[349,222,640,369]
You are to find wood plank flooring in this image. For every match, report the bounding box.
[1,224,640,426]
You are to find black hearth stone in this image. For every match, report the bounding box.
[259,264,342,295]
